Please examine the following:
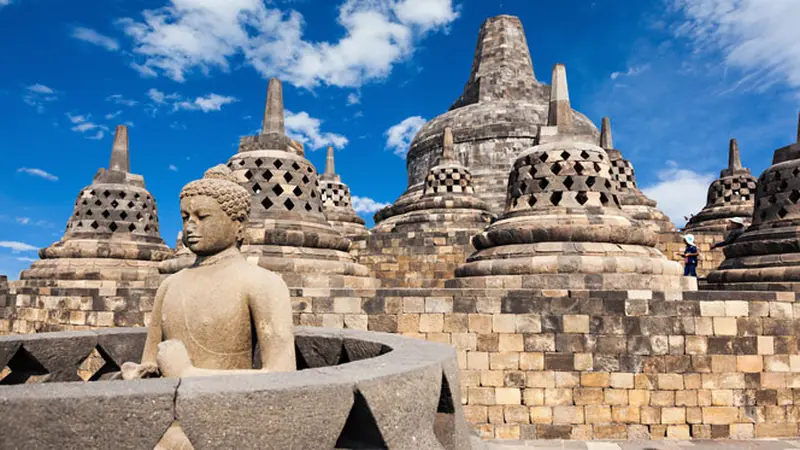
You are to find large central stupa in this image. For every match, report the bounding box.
[375,15,598,223]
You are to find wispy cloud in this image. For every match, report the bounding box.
[0,241,38,253]
[106,94,138,107]
[610,64,649,80]
[16,167,58,181]
[351,196,391,214]
[641,161,716,228]
[168,164,178,172]
[285,110,348,150]
[385,115,426,158]
[23,84,58,112]
[117,0,459,88]
[174,93,237,112]
[105,110,122,120]
[66,113,109,140]
[71,26,120,51]
[347,93,360,105]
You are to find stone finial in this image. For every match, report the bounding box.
[547,64,572,129]
[728,138,743,171]
[109,125,130,173]
[325,146,336,176]
[262,78,285,135]
[600,117,613,150]
[440,127,457,165]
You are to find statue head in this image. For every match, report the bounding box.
[179,165,251,256]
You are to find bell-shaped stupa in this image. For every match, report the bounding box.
[319,146,369,239]
[684,138,757,232]
[601,117,675,232]
[227,79,377,289]
[374,15,598,223]
[448,65,687,291]
[355,127,495,287]
[21,126,171,282]
[706,114,800,290]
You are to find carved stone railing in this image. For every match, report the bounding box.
[0,327,473,449]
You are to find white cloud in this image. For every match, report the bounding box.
[27,84,54,94]
[15,217,29,225]
[118,0,459,88]
[65,113,109,139]
[641,161,716,228]
[23,84,58,112]
[106,94,138,106]
[105,110,123,120]
[346,93,360,105]
[610,65,649,80]
[0,0,11,7]
[170,122,187,130]
[16,167,58,181]
[16,257,36,262]
[0,241,38,252]
[71,26,120,51]
[671,0,800,94]
[351,196,391,214]
[168,164,178,171]
[385,115,425,158]
[87,131,105,140]
[284,110,348,150]
[174,93,237,112]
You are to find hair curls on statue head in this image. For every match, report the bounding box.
[180,165,251,223]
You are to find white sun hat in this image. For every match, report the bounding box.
[729,217,745,225]
[683,234,695,246]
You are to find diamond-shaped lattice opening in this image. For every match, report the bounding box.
[109,222,118,232]
[310,191,317,198]
[599,192,610,206]
[291,162,301,171]
[252,183,262,194]
[304,202,313,211]
[77,346,121,382]
[539,153,548,163]
[82,199,89,206]
[775,171,782,180]
[254,158,263,167]
[550,192,563,206]
[244,170,253,180]
[144,225,151,232]
[128,223,136,232]
[86,210,93,217]
[103,190,111,198]
[519,180,528,193]
[238,159,246,166]
[273,159,283,169]
[580,150,591,160]
[0,347,50,385]
[768,195,777,205]
[604,179,613,189]
[284,172,293,183]
[134,193,141,199]
[594,162,603,173]
[128,201,135,208]
[263,170,273,181]
[120,211,128,220]
[293,186,303,197]
[261,198,274,210]
[539,179,549,190]
[136,212,143,221]
[586,176,596,188]
[110,200,119,209]
[560,151,571,161]
[793,167,800,177]
[780,180,789,191]
[302,175,310,184]
[778,207,789,219]
[118,191,127,199]
[576,191,589,205]
[90,221,99,229]
[95,200,103,206]
[574,162,585,175]
[551,162,562,175]
[307,167,314,173]
[272,185,284,196]
[563,176,574,190]
[284,198,295,210]
[527,195,538,207]
[790,190,800,204]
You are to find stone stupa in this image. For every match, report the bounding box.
[374,15,598,223]
[601,117,675,232]
[448,65,687,291]
[226,79,378,289]
[684,138,757,232]
[21,125,171,282]
[319,146,369,239]
[705,115,800,290]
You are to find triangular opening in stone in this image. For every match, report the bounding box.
[153,421,194,450]
[336,344,351,365]
[0,346,49,385]
[433,371,457,449]
[294,342,310,370]
[77,345,122,381]
[334,390,387,449]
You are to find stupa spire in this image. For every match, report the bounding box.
[109,125,130,173]
[325,146,336,176]
[547,64,572,130]
[600,117,613,150]
[262,78,285,135]
[728,138,742,171]
[440,127,457,165]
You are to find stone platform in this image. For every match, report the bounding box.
[481,439,800,449]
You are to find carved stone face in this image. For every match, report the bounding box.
[180,195,242,256]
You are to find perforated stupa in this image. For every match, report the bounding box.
[319,146,369,239]
[684,138,757,232]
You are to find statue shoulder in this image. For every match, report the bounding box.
[240,262,289,292]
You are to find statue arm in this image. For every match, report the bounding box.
[250,274,296,372]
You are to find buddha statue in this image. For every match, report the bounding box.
[122,165,296,380]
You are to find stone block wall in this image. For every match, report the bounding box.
[351,230,477,288]
[658,231,726,277]
[290,287,800,440]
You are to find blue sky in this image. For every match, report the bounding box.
[1,0,799,279]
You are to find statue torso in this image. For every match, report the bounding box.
[161,255,254,370]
